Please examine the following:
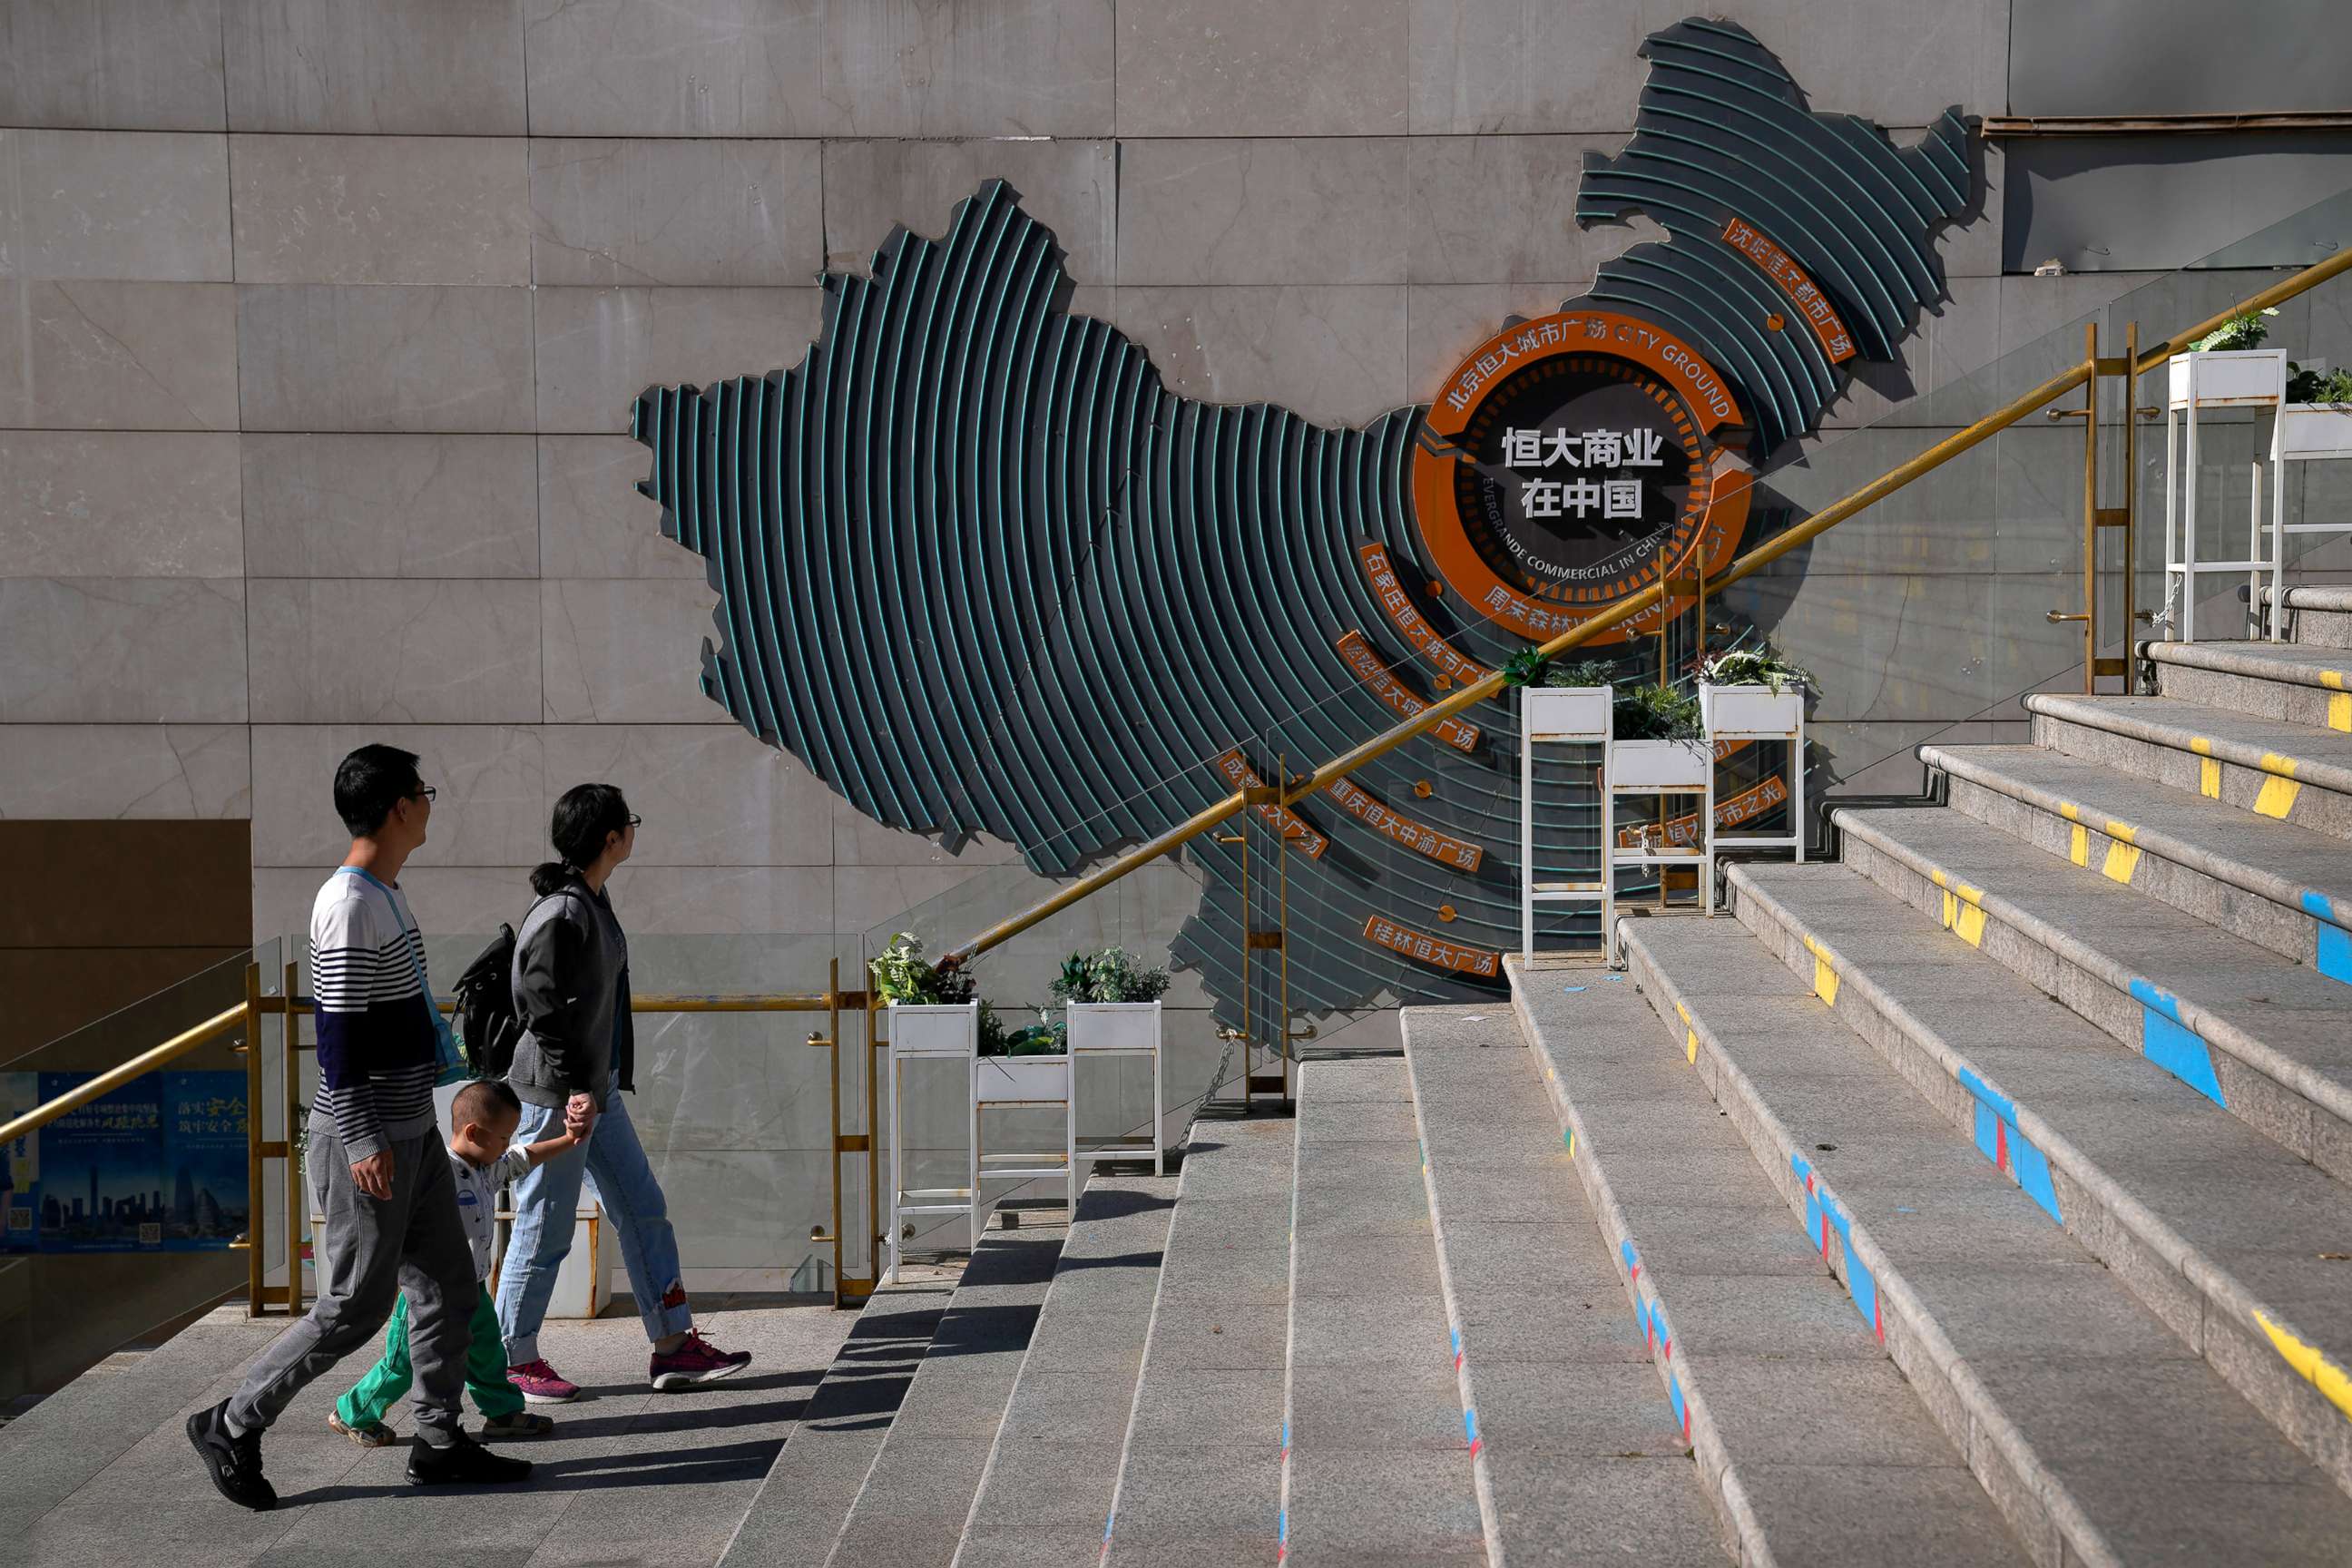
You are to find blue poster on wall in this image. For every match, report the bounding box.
[162,1071,250,1250]
[11,1070,249,1253]
[36,1073,165,1251]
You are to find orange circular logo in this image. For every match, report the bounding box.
[1410,309,1754,645]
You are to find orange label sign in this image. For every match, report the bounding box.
[1616,773,1788,849]
[1211,750,1329,858]
[1357,543,1490,690]
[1720,215,1855,363]
[1336,632,1481,753]
[1363,915,1501,977]
[1409,309,1756,649]
[1323,776,1485,872]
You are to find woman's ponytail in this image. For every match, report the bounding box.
[530,860,572,897]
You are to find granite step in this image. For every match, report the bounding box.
[2274,584,2352,651]
[818,1219,1067,1568]
[1401,1004,1729,1568]
[0,1304,285,1542]
[2025,691,2352,840]
[2148,641,2352,732]
[1833,803,2352,1180]
[1620,914,2352,1567]
[950,1175,1177,1568]
[1920,740,2352,979]
[1730,858,2352,1503]
[1099,1113,1293,1566]
[1507,965,2021,1566]
[718,1279,959,1568]
[1278,1057,1484,1568]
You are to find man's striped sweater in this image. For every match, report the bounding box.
[309,867,437,1162]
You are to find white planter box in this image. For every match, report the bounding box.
[889,1001,979,1056]
[1700,682,1804,739]
[1521,685,1611,740]
[975,1054,1070,1102]
[2283,403,2352,459]
[1611,737,1710,789]
[1066,1000,1161,1054]
[2168,348,2284,409]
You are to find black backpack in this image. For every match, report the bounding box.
[452,924,523,1080]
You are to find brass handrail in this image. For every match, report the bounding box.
[946,239,2352,965]
[1,991,848,1147]
[0,1002,250,1147]
[2,977,867,1314]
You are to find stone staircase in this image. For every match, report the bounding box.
[708,609,2352,1564]
[1545,616,2352,1563]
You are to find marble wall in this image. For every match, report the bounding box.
[0,0,2203,1289]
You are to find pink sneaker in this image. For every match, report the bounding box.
[506,1358,580,1403]
[649,1331,751,1391]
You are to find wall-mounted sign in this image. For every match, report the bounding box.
[1720,216,1856,363]
[1323,776,1485,873]
[1409,310,1754,646]
[1334,632,1482,752]
[1357,543,1489,690]
[633,15,1975,1028]
[1361,915,1501,978]
[1616,773,1790,849]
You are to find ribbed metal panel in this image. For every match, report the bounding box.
[629,21,1975,1027]
[632,181,1589,1023]
[1578,16,1974,452]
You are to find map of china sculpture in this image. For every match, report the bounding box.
[629,18,1975,1031]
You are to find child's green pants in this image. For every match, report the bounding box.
[336,1282,523,1426]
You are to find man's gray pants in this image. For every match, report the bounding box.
[225,1116,475,1443]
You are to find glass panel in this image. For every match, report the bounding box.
[278,921,863,1300]
[1762,181,2352,804]
[0,940,279,1400]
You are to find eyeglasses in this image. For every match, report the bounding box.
[625,814,642,828]
[411,785,438,802]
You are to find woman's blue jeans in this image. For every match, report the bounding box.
[495,1091,691,1365]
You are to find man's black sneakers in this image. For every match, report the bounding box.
[405,1430,533,1486]
[187,1398,277,1511]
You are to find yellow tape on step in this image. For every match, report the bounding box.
[2257,753,2302,819]
[2254,1310,2352,1426]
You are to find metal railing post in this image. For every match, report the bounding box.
[283,958,302,1317]
[2123,320,2141,691]
[242,963,264,1317]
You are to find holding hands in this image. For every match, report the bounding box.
[564,1092,597,1141]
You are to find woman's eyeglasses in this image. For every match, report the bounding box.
[411,784,438,802]
[625,814,642,828]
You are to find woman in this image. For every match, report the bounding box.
[495,782,750,1399]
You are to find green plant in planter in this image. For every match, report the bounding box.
[874,932,1032,1054]
[1544,658,1615,690]
[2288,361,2352,405]
[2190,307,2276,353]
[1501,647,1552,688]
[1699,645,1816,694]
[997,1010,1063,1055]
[869,931,972,1005]
[1503,649,1617,690]
[1612,681,1703,740]
[1051,946,1171,1006]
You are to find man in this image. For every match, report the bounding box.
[188,745,530,1508]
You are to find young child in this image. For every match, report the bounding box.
[328,1079,582,1446]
